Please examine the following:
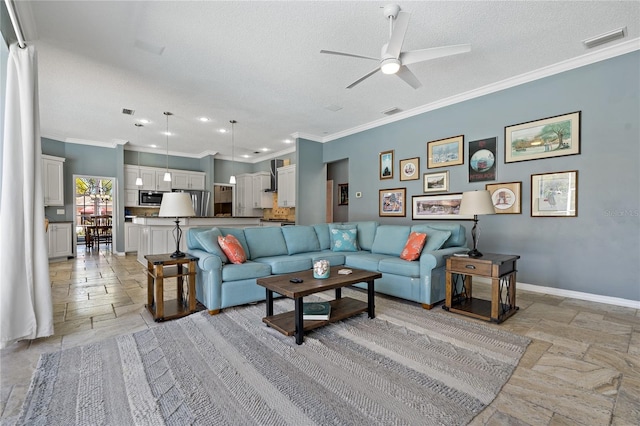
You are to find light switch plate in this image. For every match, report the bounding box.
[355,192,362,198]
[56,209,65,215]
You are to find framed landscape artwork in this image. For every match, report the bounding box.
[338,183,348,205]
[423,171,449,193]
[379,150,394,179]
[427,135,464,169]
[399,157,420,181]
[531,170,578,217]
[468,137,497,182]
[379,188,406,217]
[505,111,581,163]
[485,181,522,214]
[411,193,474,220]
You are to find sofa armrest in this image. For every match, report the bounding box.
[419,246,469,271]
[187,248,223,271]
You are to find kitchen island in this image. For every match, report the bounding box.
[133,216,267,265]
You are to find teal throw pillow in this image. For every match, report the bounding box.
[330,227,359,252]
[194,228,229,263]
[423,229,452,252]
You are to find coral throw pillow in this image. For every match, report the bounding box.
[217,234,247,264]
[400,232,427,261]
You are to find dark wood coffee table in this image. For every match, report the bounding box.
[257,266,381,344]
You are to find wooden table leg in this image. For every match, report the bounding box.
[176,263,184,306]
[490,277,500,322]
[266,289,274,317]
[147,260,154,308]
[294,297,304,345]
[187,259,196,312]
[155,264,164,320]
[367,280,375,318]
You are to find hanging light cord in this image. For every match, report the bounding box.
[135,123,143,179]
[164,112,172,172]
[230,119,237,178]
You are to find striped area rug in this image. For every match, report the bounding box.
[17,289,530,425]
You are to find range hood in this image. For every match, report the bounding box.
[266,159,284,192]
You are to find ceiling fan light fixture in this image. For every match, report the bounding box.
[381,58,401,74]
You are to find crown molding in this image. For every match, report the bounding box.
[322,38,640,143]
[64,137,128,148]
[291,132,322,142]
[215,145,296,163]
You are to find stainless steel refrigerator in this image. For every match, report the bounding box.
[171,189,211,217]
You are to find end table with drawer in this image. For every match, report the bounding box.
[443,253,520,323]
[145,253,199,322]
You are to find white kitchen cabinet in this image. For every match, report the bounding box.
[42,155,65,206]
[252,172,273,208]
[155,170,172,192]
[124,222,140,252]
[277,164,296,207]
[48,222,72,259]
[235,174,255,217]
[172,171,205,190]
[124,165,142,189]
[124,189,139,207]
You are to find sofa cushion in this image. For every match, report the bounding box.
[310,251,346,266]
[378,257,421,277]
[218,234,247,264]
[244,227,288,259]
[400,232,427,261]
[253,255,312,275]
[329,227,359,252]
[371,225,411,256]
[411,224,466,248]
[344,221,377,251]
[219,227,251,258]
[313,224,331,250]
[221,261,272,282]
[193,228,229,263]
[344,252,389,271]
[425,229,451,251]
[281,226,321,255]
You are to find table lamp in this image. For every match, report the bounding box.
[159,192,196,258]
[458,190,496,258]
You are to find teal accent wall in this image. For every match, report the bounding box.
[296,138,325,225]
[123,150,203,171]
[321,51,640,301]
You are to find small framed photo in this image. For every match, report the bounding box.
[412,193,474,220]
[485,181,522,214]
[427,135,464,169]
[399,157,420,181]
[338,183,348,205]
[468,137,497,182]
[531,170,578,217]
[423,171,449,193]
[505,111,581,163]
[379,188,406,217]
[379,150,394,179]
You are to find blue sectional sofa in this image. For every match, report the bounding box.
[186,221,467,314]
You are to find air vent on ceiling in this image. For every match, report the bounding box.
[381,107,401,116]
[582,27,626,49]
[122,108,135,115]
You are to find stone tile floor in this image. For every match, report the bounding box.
[1,249,638,425]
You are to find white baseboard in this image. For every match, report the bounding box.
[473,277,640,309]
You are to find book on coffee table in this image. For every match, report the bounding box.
[303,302,331,320]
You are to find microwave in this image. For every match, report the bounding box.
[139,191,165,206]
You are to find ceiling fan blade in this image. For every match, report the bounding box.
[346,67,381,89]
[320,50,379,61]
[396,66,422,89]
[400,44,471,65]
[384,11,410,59]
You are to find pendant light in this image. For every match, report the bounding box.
[134,123,144,186]
[229,119,237,184]
[163,111,172,182]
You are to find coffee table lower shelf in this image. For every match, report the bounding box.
[262,297,366,336]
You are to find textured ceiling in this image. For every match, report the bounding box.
[12,1,640,162]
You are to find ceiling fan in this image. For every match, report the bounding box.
[321,4,471,89]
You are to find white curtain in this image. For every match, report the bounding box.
[0,43,53,348]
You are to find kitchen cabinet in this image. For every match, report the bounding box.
[124,165,141,189]
[48,222,72,259]
[124,222,140,252]
[124,189,139,207]
[42,155,65,206]
[172,171,205,190]
[154,170,172,192]
[277,164,296,207]
[252,172,273,208]
[235,174,257,217]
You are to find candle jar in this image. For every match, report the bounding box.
[313,260,330,279]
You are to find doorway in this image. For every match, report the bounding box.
[74,175,115,255]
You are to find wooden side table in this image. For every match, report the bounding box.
[145,253,199,321]
[443,253,520,323]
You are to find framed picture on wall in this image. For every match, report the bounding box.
[485,181,522,214]
[338,183,349,205]
[423,171,449,193]
[379,150,394,179]
[379,188,406,217]
[505,111,581,163]
[411,193,474,220]
[399,157,420,181]
[531,170,578,217]
[427,135,464,168]
[468,137,497,182]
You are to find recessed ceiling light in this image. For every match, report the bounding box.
[163,131,172,136]
[139,119,150,124]
[218,128,228,133]
[284,139,292,144]
[198,117,210,122]
[150,144,157,148]
[241,154,250,158]
[261,147,269,152]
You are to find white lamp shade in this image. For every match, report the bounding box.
[135,177,143,186]
[163,171,172,182]
[159,193,196,218]
[459,190,496,215]
[229,175,236,184]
